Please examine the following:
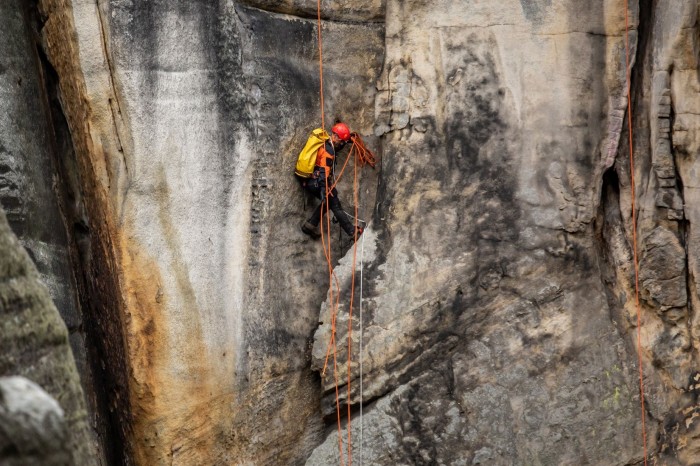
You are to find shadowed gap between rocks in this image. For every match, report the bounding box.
[25,2,128,463]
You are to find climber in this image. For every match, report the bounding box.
[298,122,363,240]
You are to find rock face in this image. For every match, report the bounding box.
[0,0,86,381]
[31,0,382,463]
[0,376,72,466]
[4,0,700,464]
[310,0,700,464]
[0,207,95,463]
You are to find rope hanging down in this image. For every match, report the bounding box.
[624,1,648,464]
[318,2,643,466]
[315,2,345,462]
[319,134,374,466]
[316,2,375,464]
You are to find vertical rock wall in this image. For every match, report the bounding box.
[33,0,383,463]
[6,0,700,463]
[0,205,96,463]
[310,0,699,464]
[0,0,85,381]
[0,1,108,462]
[605,1,700,461]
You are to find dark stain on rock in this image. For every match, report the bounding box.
[562,238,595,272]
[442,36,520,246]
[520,0,552,25]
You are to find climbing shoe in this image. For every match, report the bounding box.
[301,221,321,239]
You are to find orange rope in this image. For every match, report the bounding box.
[321,143,364,465]
[317,133,375,465]
[328,134,376,193]
[316,5,376,465]
[350,132,377,168]
[317,2,344,463]
[320,176,345,466]
[624,1,648,464]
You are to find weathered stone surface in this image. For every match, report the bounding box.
[34,0,382,463]
[0,376,71,466]
[0,207,95,464]
[639,227,687,309]
[7,0,700,464]
[310,0,700,464]
[0,0,85,369]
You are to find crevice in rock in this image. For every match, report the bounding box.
[670,80,697,361]
[594,166,629,334]
[25,1,127,464]
[35,40,124,466]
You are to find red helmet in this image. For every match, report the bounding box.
[332,122,351,141]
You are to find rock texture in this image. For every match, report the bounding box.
[31,0,382,463]
[0,376,72,465]
[310,0,700,464]
[0,0,85,379]
[0,207,95,463]
[4,0,700,464]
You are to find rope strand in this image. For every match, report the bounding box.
[316,4,376,464]
[624,1,648,464]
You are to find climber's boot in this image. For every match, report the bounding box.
[301,221,321,239]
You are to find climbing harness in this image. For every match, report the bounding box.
[624,1,648,464]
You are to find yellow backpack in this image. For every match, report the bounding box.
[295,128,329,178]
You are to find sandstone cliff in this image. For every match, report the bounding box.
[1,0,699,464]
[0,205,95,463]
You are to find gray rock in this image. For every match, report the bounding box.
[310,0,700,464]
[0,376,71,466]
[0,0,83,361]
[0,206,96,464]
[639,227,687,309]
[15,0,700,464]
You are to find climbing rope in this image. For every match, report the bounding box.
[316,2,346,463]
[315,2,374,463]
[350,133,377,169]
[624,1,648,464]
[344,136,365,466]
[319,134,372,466]
[325,133,376,195]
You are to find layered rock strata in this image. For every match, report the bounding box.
[4,0,700,464]
[310,0,700,464]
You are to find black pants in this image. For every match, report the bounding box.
[303,176,355,235]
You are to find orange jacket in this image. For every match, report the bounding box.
[314,141,336,178]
